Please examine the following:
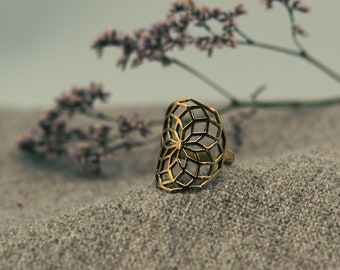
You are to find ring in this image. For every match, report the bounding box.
[155,98,234,192]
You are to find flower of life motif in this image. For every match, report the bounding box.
[156,98,226,192]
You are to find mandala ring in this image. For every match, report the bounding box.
[155,98,234,192]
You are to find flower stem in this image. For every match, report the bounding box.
[286,7,306,54]
[218,96,340,114]
[303,55,340,83]
[147,96,340,128]
[84,110,117,122]
[235,31,340,84]
[168,57,239,104]
[236,39,299,57]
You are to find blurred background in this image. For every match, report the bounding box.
[1,0,339,109]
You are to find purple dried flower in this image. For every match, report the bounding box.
[117,113,151,138]
[293,24,308,37]
[89,124,112,147]
[17,135,37,152]
[68,143,103,175]
[92,0,246,69]
[261,0,310,13]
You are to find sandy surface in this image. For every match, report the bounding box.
[0,105,339,269]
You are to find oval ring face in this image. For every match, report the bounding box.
[156,98,226,192]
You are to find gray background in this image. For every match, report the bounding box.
[1,0,339,109]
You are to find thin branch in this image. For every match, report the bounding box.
[84,110,117,122]
[286,7,307,54]
[285,6,340,83]
[234,27,255,44]
[303,55,340,83]
[218,96,340,114]
[105,140,144,154]
[148,96,340,128]
[234,29,340,83]
[204,25,340,83]
[168,57,239,104]
[202,15,340,84]
[236,39,299,57]
[104,135,160,154]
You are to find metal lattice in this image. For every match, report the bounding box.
[156,98,227,192]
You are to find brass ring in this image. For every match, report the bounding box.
[155,98,234,192]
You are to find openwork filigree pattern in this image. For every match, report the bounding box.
[156,98,227,192]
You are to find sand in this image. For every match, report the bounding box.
[0,105,339,269]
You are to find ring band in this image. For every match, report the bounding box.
[155,98,234,192]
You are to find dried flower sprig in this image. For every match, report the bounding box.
[17,83,151,174]
[93,0,340,97]
[260,0,311,55]
[92,1,246,69]
[91,0,248,102]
